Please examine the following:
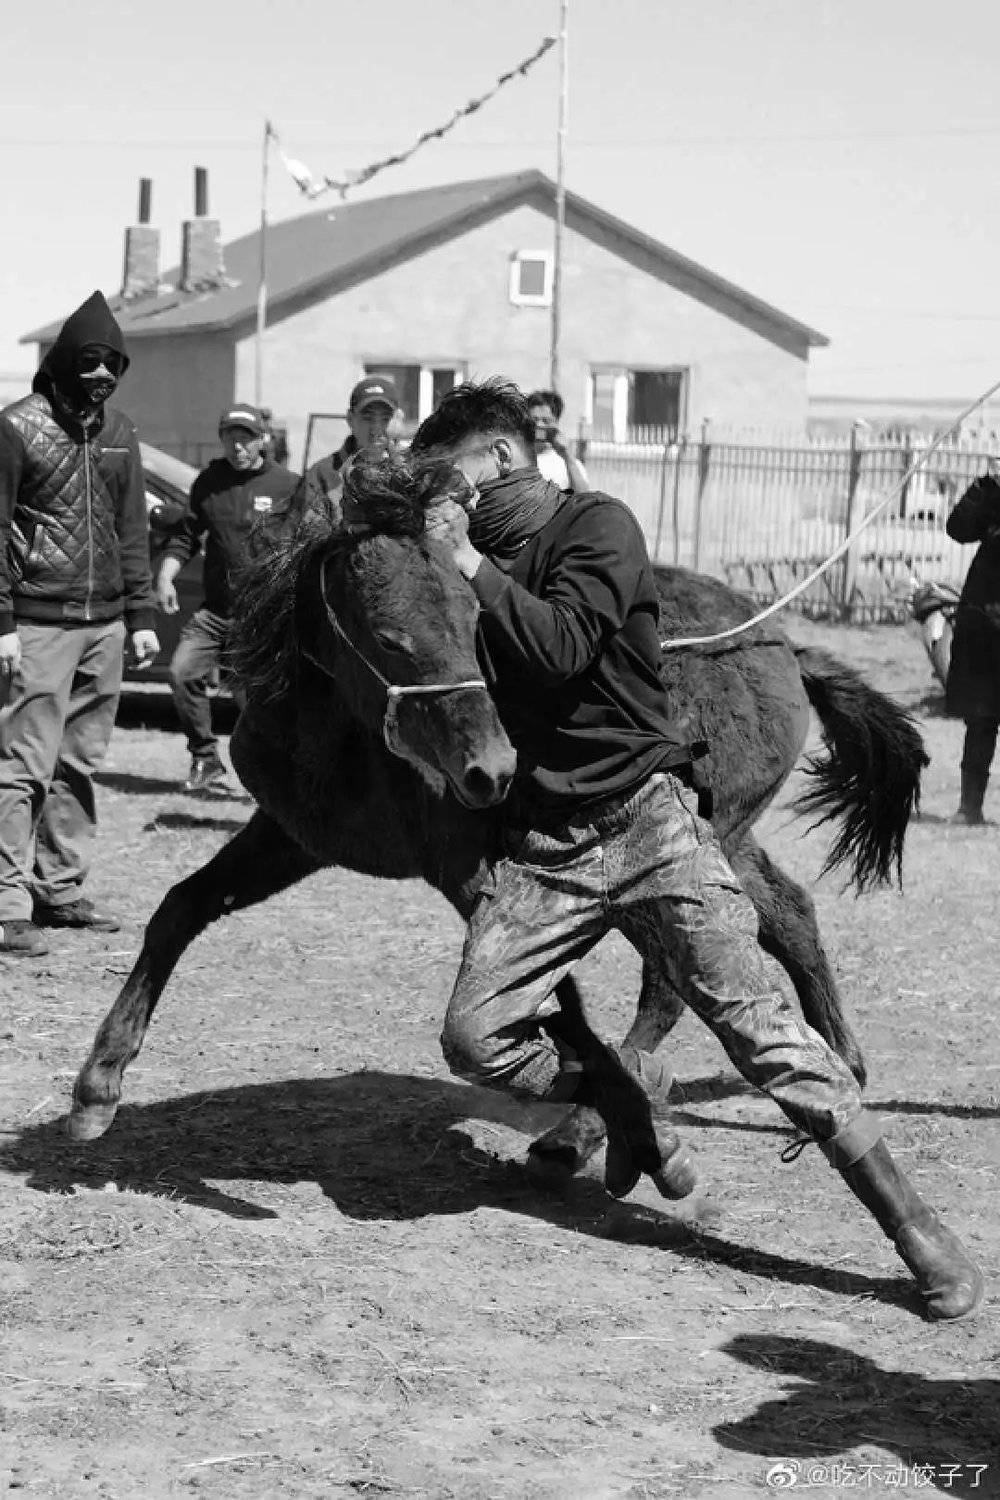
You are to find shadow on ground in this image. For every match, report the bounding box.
[1,1071,921,1317]
[716,1333,1000,1495]
[673,1072,999,1123]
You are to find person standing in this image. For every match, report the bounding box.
[526,388,590,494]
[0,290,159,957]
[415,378,982,1321]
[254,375,403,553]
[157,405,299,792]
[944,468,1000,823]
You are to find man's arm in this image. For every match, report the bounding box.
[548,431,590,495]
[946,475,1000,545]
[115,426,157,633]
[436,499,642,684]
[0,416,25,637]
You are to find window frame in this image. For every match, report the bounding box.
[508,250,554,307]
[585,364,689,442]
[362,360,466,426]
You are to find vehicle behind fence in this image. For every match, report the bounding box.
[584,424,1000,622]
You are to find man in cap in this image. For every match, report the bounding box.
[259,375,403,547]
[157,404,299,792]
[0,290,160,957]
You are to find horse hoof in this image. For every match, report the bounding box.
[524,1143,581,1191]
[66,1101,119,1141]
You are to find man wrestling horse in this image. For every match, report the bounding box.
[413,378,982,1321]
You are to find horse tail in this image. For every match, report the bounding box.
[793,646,929,892]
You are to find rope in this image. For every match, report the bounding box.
[660,374,1000,651]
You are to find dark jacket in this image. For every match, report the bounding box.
[471,491,695,813]
[164,456,299,617]
[945,474,1000,719]
[0,293,154,635]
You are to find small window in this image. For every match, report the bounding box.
[509,251,553,307]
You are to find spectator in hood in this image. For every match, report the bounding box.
[0,289,159,957]
[157,404,299,792]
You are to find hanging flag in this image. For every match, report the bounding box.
[268,34,556,203]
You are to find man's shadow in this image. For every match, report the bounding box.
[716,1334,1000,1496]
[1,1071,921,1316]
[673,1073,999,1123]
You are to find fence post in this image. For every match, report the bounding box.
[671,433,687,565]
[693,417,711,573]
[840,421,865,619]
[653,436,672,562]
[899,429,914,519]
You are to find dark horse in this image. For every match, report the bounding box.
[69,459,926,1181]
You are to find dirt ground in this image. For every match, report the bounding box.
[1,616,998,1500]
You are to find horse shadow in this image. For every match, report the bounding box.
[0,1070,919,1316]
[716,1334,1000,1495]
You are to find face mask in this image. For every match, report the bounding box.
[75,348,125,407]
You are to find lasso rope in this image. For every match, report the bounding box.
[661,374,1000,650]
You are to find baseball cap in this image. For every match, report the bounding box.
[219,404,267,436]
[349,375,399,413]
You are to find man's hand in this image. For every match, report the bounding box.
[131,629,160,670]
[156,576,180,614]
[0,631,21,676]
[425,499,483,580]
[547,424,569,457]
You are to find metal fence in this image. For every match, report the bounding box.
[584,425,1000,621]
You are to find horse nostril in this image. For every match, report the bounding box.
[462,763,512,807]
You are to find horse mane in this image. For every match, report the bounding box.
[229,453,466,702]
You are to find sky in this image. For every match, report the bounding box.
[3,0,1000,399]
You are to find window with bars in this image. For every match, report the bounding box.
[586,367,688,441]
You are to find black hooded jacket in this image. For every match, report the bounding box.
[944,473,1000,718]
[0,291,155,634]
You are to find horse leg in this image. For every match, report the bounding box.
[526,964,685,1181]
[68,811,321,1141]
[728,835,867,1088]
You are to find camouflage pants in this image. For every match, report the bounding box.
[441,771,864,1145]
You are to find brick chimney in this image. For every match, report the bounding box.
[180,166,227,292]
[121,177,160,300]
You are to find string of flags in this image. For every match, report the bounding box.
[266,33,556,202]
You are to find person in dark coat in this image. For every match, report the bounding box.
[414,377,982,1322]
[0,291,159,956]
[156,405,299,791]
[944,470,1000,823]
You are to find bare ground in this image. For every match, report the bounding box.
[1,617,998,1500]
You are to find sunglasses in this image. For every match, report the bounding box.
[78,350,125,378]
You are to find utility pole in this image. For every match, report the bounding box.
[255,121,271,408]
[549,0,569,391]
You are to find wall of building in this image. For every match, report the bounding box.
[114,334,235,467]
[234,201,811,468]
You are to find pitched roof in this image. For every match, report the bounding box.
[22,169,828,351]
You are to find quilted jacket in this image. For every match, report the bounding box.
[0,393,156,635]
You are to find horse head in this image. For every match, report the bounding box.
[240,454,509,811]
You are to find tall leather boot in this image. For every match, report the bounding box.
[950,768,988,825]
[823,1123,983,1320]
